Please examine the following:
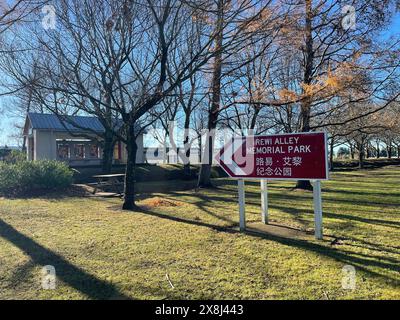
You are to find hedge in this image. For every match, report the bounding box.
[0,160,73,196]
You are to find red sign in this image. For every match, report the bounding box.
[216,132,328,180]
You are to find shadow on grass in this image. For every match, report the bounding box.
[160,193,237,225]
[338,235,400,256]
[0,219,132,300]
[242,229,400,280]
[269,205,400,257]
[271,204,400,229]
[324,212,400,228]
[165,187,400,234]
[136,206,238,232]
[136,207,400,284]
[273,191,399,208]
[1,185,91,200]
[323,187,400,198]
[6,260,36,289]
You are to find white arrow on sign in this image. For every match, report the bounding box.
[216,138,254,177]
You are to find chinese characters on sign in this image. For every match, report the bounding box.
[216,132,328,180]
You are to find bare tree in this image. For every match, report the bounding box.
[224,0,400,188]
[197,0,280,187]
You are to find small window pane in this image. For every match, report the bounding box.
[74,144,85,159]
[90,145,99,158]
[57,144,70,159]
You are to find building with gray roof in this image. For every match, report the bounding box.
[23,113,145,166]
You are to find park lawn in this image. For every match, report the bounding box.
[0,166,399,300]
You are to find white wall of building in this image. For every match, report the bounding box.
[30,129,145,165]
[144,147,218,165]
[34,130,57,160]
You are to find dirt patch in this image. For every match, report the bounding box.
[245,222,313,240]
[140,197,183,208]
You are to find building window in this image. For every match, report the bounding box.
[73,144,85,159]
[113,142,122,160]
[57,144,70,160]
[89,144,99,158]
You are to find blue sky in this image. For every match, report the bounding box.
[1,12,399,146]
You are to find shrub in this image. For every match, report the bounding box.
[0,160,73,196]
[3,150,26,164]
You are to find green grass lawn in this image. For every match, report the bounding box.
[0,166,399,299]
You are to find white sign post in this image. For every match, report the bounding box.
[313,180,323,240]
[238,179,246,231]
[261,180,268,224]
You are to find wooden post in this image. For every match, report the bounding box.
[261,180,268,224]
[313,180,323,240]
[238,179,246,231]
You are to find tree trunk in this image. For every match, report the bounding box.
[102,132,115,173]
[183,161,191,178]
[183,147,191,179]
[358,144,365,169]
[329,137,334,171]
[122,126,138,210]
[183,114,192,179]
[387,144,392,159]
[198,133,215,187]
[198,135,202,163]
[350,145,355,160]
[197,0,223,188]
[376,142,380,158]
[163,135,168,164]
[295,0,313,191]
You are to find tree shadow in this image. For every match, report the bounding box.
[273,204,400,257]
[160,194,237,225]
[2,185,91,200]
[324,188,400,199]
[271,204,400,229]
[0,219,132,300]
[243,228,400,282]
[135,207,400,284]
[338,235,400,256]
[324,212,400,229]
[5,260,36,290]
[136,206,239,233]
[165,187,400,249]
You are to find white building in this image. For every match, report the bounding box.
[144,147,201,164]
[144,147,219,165]
[23,113,145,166]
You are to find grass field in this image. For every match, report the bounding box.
[0,166,399,299]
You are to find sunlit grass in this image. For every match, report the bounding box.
[0,166,399,299]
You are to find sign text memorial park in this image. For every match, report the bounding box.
[216,132,329,239]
